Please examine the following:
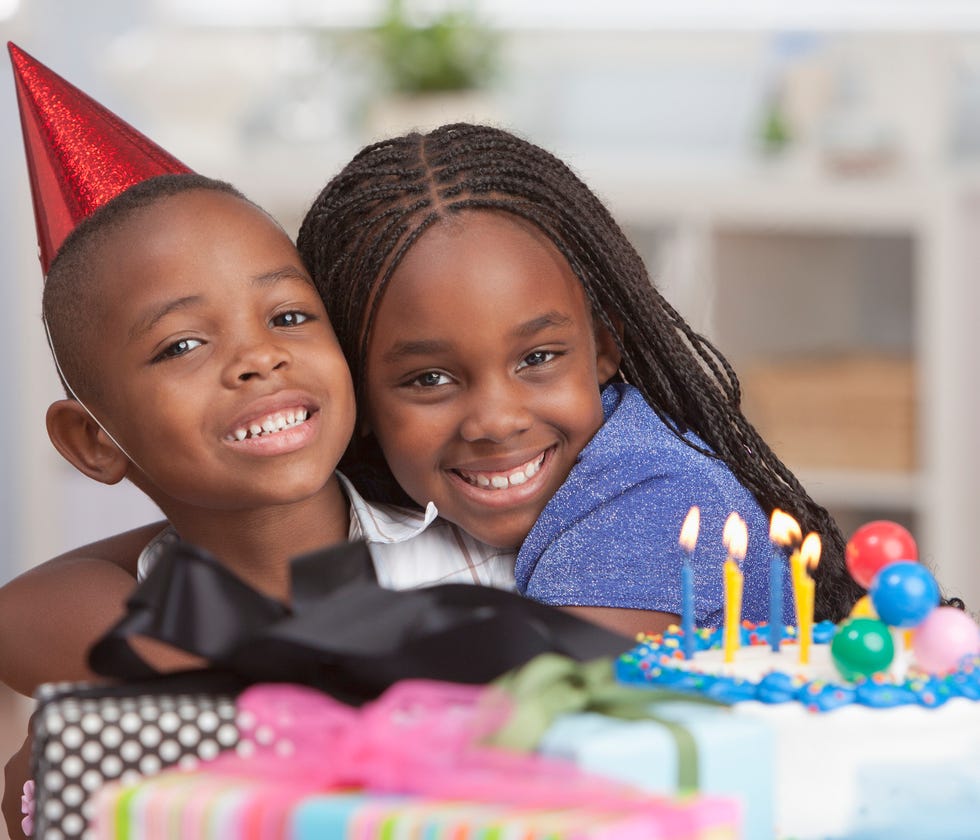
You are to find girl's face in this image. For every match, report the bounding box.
[363,211,620,549]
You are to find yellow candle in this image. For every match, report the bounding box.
[798,575,814,664]
[722,513,748,664]
[798,533,821,666]
[790,548,806,626]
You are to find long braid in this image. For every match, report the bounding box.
[298,123,863,621]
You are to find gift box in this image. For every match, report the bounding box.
[91,775,740,840]
[29,673,244,840]
[82,678,741,839]
[537,702,774,840]
[30,539,631,838]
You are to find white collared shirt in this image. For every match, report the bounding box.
[136,472,517,591]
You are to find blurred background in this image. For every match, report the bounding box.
[2,0,980,615]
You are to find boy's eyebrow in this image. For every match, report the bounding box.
[128,266,311,342]
[381,312,574,362]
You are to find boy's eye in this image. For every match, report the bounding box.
[517,350,557,370]
[154,337,203,362]
[271,310,313,328]
[410,371,452,387]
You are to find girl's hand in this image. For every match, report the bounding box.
[0,522,166,697]
[3,727,32,840]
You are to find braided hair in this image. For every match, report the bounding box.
[298,122,863,621]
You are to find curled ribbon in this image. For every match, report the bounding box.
[89,540,632,704]
[488,653,723,793]
[205,679,669,812]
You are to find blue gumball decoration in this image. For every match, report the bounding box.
[869,561,940,628]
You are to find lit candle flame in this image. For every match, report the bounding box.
[722,512,748,562]
[801,532,821,574]
[679,506,700,553]
[769,509,803,548]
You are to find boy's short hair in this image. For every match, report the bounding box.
[43,173,246,402]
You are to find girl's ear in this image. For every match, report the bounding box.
[46,399,129,485]
[594,314,623,386]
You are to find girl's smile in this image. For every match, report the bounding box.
[363,211,620,549]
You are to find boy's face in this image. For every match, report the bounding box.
[363,211,619,549]
[86,190,355,513]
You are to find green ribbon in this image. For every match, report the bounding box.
[487,653,724,794]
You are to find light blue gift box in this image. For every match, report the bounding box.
[537,702,775,840]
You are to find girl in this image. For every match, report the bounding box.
[0,124,861,703]
[297,122,863,633]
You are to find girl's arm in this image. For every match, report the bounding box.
[0,521,166,697]
[562,606,678,639]
[3,726,31,840]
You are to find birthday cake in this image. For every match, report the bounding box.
[612,520,980,839]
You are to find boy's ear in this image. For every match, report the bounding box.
[594,314,623,386]
[46,399,129,485]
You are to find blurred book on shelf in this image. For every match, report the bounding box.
[741,353,916,472]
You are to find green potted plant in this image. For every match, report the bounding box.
[363,0,503,137]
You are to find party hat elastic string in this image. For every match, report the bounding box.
[42,316,145,474]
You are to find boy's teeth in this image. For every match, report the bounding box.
[227,408,309,441]
[458,452,546,490]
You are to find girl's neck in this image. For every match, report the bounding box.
[160,474,351,602]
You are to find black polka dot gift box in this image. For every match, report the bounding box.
[29,672,246,840]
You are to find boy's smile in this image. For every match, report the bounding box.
[363,211,620,549]
[83,190,356,516]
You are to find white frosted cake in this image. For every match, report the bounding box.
[617,620,980,839]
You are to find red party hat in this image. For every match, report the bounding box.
[8,42,193,274]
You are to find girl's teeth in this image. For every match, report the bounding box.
[459,453,546,490]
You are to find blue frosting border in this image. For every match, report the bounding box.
[615,621,980,712]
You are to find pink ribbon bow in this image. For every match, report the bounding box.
[207,680,654,810]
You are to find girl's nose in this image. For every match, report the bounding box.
[459,382,533,443]
[223,338,291,387]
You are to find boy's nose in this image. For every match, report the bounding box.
[224,340,291,386]
[459,382,532,443]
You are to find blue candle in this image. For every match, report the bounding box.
[681,558,695,659]
[678,507,700,660]
[769,551,783,652]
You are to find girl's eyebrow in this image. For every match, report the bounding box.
[513,312,573,337]
[382,338,451,363]
[381,312,574,363]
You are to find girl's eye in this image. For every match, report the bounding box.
[517,350,556,370]
[154,337,203,362]
[409,371,452,388]
[271,310,314,328]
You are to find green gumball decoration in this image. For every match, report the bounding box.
[831,617,895,681]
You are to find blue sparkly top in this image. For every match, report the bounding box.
[514,383,794,628]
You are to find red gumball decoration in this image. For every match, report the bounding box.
[845,520,918,588]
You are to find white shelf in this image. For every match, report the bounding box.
[793,468,920,512]
[587,163,980,607]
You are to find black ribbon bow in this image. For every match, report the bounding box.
[89,540,632,705]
